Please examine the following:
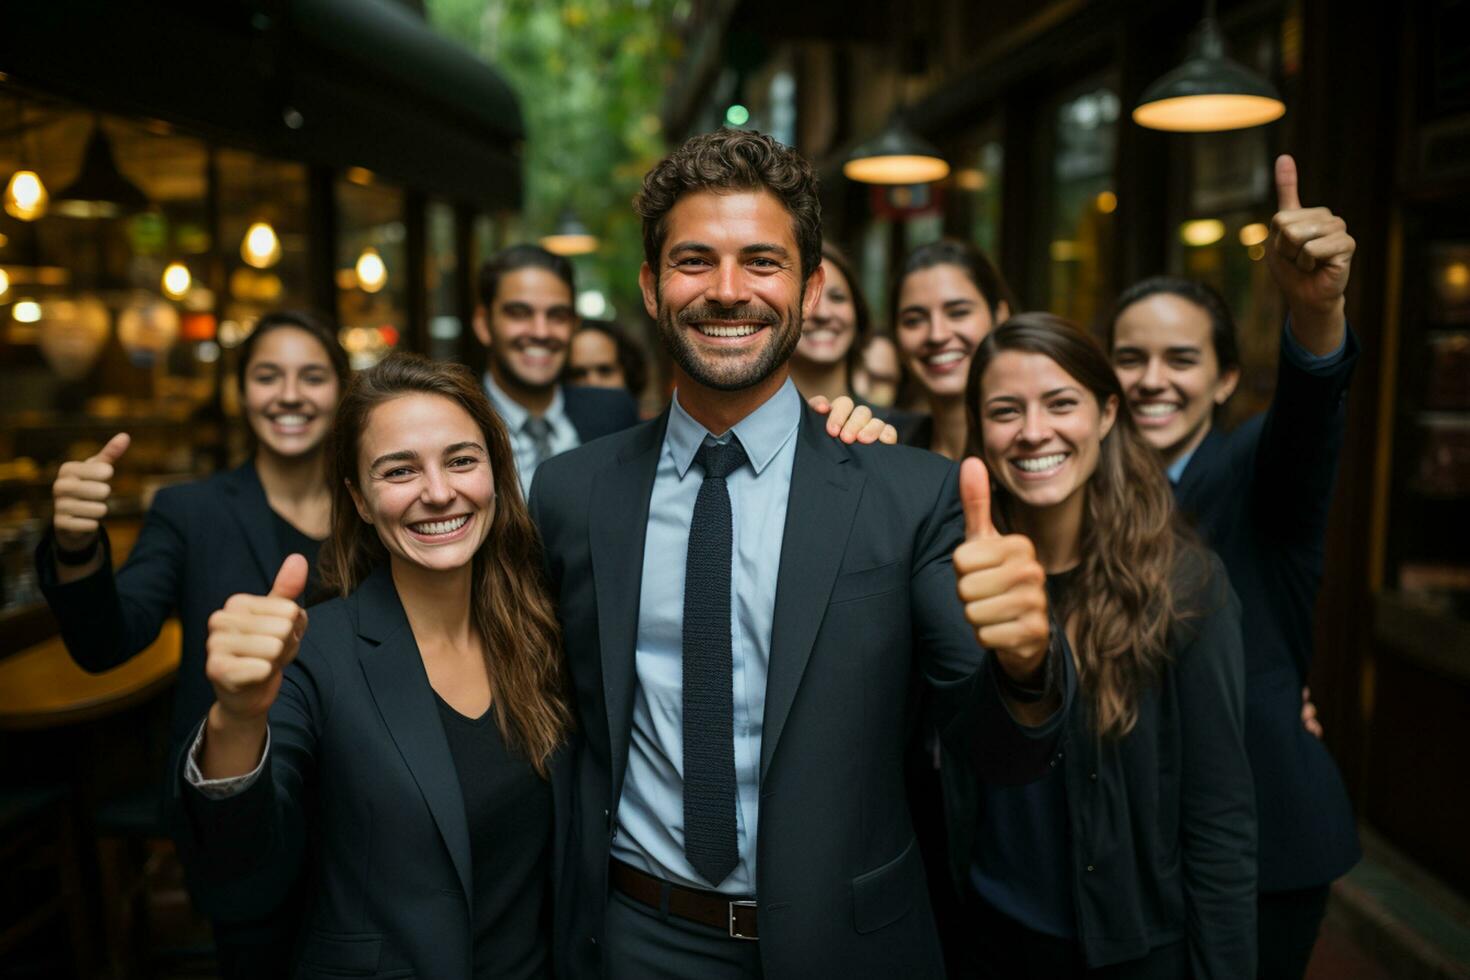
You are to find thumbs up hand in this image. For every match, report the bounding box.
[205,555,310,728]
[952,457,1051,685]
[52,432,130,553]
[1267,155,1355,338]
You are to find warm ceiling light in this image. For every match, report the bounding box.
[241,221,282,269]
[13,298,42,323]
[541,209,599,256]
[1133,8,1285,133]
[355,247,387,293]
[1238,222,1269,247]
[954,168,987,191]
[1445,262,1470,289]
[0,268,9,297]
[346,166,375,186]
[843,115,950,185]
[4,170,48,221]
[1181,219,1226,246]
[1248,243,1266,261]
[1095,191,1118,214]
[162,261,192,299]
[51,123,150,218]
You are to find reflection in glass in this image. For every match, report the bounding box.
[336,178,406,369]
[1044,82,1119,326]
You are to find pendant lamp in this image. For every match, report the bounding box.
[1133,2,1285,132]
[540,209,598,256]
[843,113,950,185]
[52,121,150,218]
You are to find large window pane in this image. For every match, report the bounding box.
[426,200,461,363]
[336,178,407,369]
[1040,77,1119,326]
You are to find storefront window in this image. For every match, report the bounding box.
[945,124,1004,258]
[426,200,461,363]
[1039,77,1120,327]
[336,177,407,369]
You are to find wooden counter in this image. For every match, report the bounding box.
[0,621,180,730]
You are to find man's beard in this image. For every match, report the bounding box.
[658,298,802,392]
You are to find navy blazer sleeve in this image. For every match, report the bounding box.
[35,486,189,672]
[1250,326,1358,549]
[909,459,1076,785]
[173,632,331,923]
[1175,551,1256,979]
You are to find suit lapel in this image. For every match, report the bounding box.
[761,406,864,778]
[588,412,667,807]
[353,565,473,903]
[218,462,286,586]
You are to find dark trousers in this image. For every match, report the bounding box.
[951,894,1187,980]
[604,890,763,980]
[1257,885,1330,980]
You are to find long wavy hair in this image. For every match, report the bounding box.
[965,313,1183,738]
[318,352,570,774]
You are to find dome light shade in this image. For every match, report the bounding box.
[540,209,598,256]
[843,116,950,185]
[52,124,149,218]
[1133,17,1285,132]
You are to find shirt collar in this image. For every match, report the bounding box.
[1165,444,1197,485]
[483,370,564,433]
[666,376,801,479]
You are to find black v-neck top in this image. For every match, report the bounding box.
[433,691,553,980]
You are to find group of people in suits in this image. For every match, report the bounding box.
[35,127,1360,980]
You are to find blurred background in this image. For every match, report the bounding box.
[0,0,1467,977]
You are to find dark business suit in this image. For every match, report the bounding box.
[1174,333,1360,897]
[36,461,296,753]
[561,384,642,443]
[172,564,578,980]
[529,401,1071,980]
[36,461,303,979]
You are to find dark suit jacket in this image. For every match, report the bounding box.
[529,401,1072,980]
[172,564,578,980]
[36,461,295,752]
[560,384,641,444]
[1175,330,1361,891]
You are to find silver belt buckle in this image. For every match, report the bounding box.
[728,899,758,940]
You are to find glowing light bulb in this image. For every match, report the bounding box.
[4,170,48,221]
[162,261,192,299]
[241,221,281,269]
[1238,222,1269,247]
[0,268,9,298]
[1180,219,1226,247]
[13,299,42,323]
[355,247,387,293]
[1095,191,1118,214]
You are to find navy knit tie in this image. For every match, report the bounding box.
[682,437,747,886]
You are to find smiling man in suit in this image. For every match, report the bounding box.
[474,244,642,491]
[529,129,1071,980]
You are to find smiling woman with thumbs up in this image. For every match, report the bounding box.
[175,353,574,980]
[940,313,1255,980]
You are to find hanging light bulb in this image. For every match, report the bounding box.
[0,267,10,298]
[355,247,387,293]
[162,261,192,299]
[1133,4,1285,132]
[4,170,49,221]
[843,114,950,185]
[13,298,42,323]
[540,209,599,256]
[241,221,281,269]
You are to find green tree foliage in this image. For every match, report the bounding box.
[426,0,685,325]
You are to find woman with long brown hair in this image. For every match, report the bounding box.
[172,352,574,979]
[943,313,1255,979]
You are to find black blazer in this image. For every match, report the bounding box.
[36,461,295,752]
[560,384,641,444]
[943,547,1257,977]
[1176,331,1360,892]
[172,564,578,980]
[529,402,1073,980]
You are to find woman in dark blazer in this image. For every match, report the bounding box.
[174,353,576,980]
[36,310,348,978]
[945,315,1256,979]
[1103,156,1360,979]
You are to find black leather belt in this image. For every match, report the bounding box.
[610,859,759,940]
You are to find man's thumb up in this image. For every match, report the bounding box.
[961,456,996,539]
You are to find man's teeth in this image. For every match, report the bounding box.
[926,351,965,366]
[411,515,469,535]
[1135,403,1178,417]
[1014,453,1066,473]
[273,414,309,426]
[697,323,760,338]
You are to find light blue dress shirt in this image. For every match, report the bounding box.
[1166,320,1347,485]
[611,377,801,895]
[482,373,580,494]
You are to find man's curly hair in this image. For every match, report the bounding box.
[634,128,822,281]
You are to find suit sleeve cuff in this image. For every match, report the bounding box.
[1282,316,1349,374]
[184,722,270,798]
